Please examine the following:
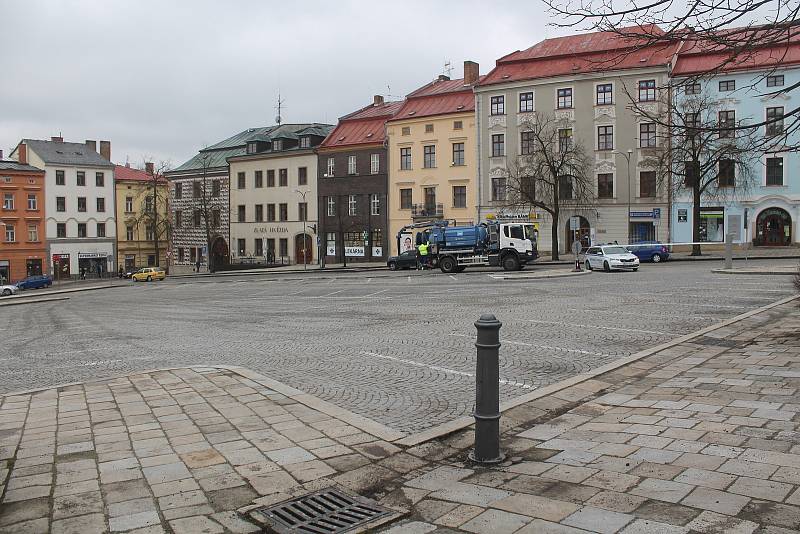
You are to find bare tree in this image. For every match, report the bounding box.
[194,153,225,272]
[132,160,171,267]
[500,112,594,260]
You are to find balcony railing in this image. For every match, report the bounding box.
[411,203,444,219]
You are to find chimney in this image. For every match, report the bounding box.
[145,162,154,175]
[51,136,63,143]
[373,94,384,106]
[18,143,27,165]
[437,74,450,82]
[85,140,97,152]
[99,140,111,162]
[464,60,479,85]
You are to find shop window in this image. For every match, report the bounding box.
[699,208,725,242]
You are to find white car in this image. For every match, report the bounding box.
[1,284,19,297]
[584,245,640,272]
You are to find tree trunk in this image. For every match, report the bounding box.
[691,186,702,256]
[153,181,160,267]
[551,209,560,261]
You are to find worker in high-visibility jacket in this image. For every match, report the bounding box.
[417,242,429,269]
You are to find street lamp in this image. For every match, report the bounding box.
[294,189,310,270]
[615,149,634,244]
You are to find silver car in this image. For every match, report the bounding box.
[1,284,19,297]
[584,245,640,272]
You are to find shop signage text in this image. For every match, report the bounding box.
[253,227,289,234]
[345,246,365,257]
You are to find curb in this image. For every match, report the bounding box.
[6,283,126,299]
[0,296,69,307]
[489,269,591,281]
[394,293,800,447]
[711,268,796,275]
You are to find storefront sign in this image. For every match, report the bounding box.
[253,227,289,234]
[629,210,655,218]
[78,252,106,258]
[326,245,336,256]
[399,233,414,253]
[372,247,383,257]
[678,209,688,222]
[345,246,365,257]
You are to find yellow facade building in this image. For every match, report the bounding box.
[386,62,481,255]
[114,164,169,271]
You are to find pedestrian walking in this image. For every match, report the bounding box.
[195,259,201,273]
[80,267,86,280]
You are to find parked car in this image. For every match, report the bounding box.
[0,284,19,297]
[132,267,166,282]
[584,245,640,272]
[122,267,140,279]
[627,241,670,263]
[16,275,53,290]
[387,250,419,271]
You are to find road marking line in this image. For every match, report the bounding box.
[520,319,676,336]
[448,333,615,358]
[366,278,373,284]
[321,289,346,297]
[449,275,457,281]
[363,289,389,298]
[360,351,533,389]
[47,347,105,355]
[407,276,412,283]
[563,308,715,321]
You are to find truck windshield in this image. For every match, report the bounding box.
[524,225,537,241]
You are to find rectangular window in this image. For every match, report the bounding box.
[685,83,701,95]
[97,223,106,238]
[490,95,505,115]
[520,131,534,155]
[348,155,357,175]
[423,145,436,168]
[237,205,245,222]
[144,196,153,213]
[193,181,201,197]
[96,197,105,212]
[370,154,380,174]
[400,188,412,209]
[57,223,67,238]
[348,195,357,216]
[452,143,465,166]
[255,238,263,257]
[279,238,288,257]
[424,187,436,213]
[597,125,614,150]
[77,171,85,186]
[453,185,467,208]
[211,180,220,197]
[267,169,275,186]
[400,147,412,170]
[298,202,308,221]
[77,197,87,212]
[56,170,65,185]
[718,159,735,187]
[178,248,184,263]
[267,204,276,221]
[126,225,134,240]
[640,123,657,148]
[491,134,505,157]
[766,157,784,186]
[193,210,201,227]
[4,224,14,242]
[401,126,410,136]
[557,88,573,109]
[699,208,725,242]
[453,120,463,130]
[767,75,785,87]
[77,223,87,238]
[255,204,263,222]
[279,203,288,221]
[719,79,735,92]
[370,194,380,216]
[237,238,245,256]
[175,182,182,199]
[638,79,656,101]
[95,172,104,187]
[327,197,336,217]
[639,171,656,198]
[175,210,182,227]
[327,158,335,177]
[279,169,288,186]
[425,123,434,133]
[28,224,38,242]
[298,167,307,185]
[255,170,263,188]
[719,110,735,138]
[57,196,66,212]
[27,193,37,210]
[237,172,245,189]
[2,193,13,210]
[597,173,614,198]
[125,196,133,212]
[559,175,573,200]
[273,140,283,151]
[371,228,382,249]
[519,91,534,112]
[492,177,507,201]
[212,209,220,228]
[300,136,311,148]
[558,128,573,153]
[766,106,784,136]
[596,83,613,105]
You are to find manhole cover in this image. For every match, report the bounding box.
[695,336,741,348]
[252,488,393,533]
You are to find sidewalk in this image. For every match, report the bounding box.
[1,298,799,533]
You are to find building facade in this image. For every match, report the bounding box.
[475,30,677,253]
[115,163,169,270]
[11,138,116,278]
[0,155,47,283]
[671,38,800,247]
[228,124,332,266]
[387,62,481,255]
[318,97,400,264]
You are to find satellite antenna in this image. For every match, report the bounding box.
[443,61,453,78]
[275,93,284,125]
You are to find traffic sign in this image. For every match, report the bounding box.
[571,240,582,255]
[653,208,661,219]
[570,216,580,231]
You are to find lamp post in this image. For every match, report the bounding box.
[294,189,310,270]
[615,149,634,244]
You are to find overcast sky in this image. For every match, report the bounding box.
[0,0,570,169]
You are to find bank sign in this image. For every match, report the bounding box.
[345,246,365,257]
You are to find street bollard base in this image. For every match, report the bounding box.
[468,449,506,465]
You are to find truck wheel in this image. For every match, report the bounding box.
[502,254,520,271]
[388,262,397,271]
[440,257,457,273]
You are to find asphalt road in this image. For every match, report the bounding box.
[1,260,796,434]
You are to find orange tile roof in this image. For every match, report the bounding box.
[320,101,403,150]
[114,164,165,183]
[387,77,479,123]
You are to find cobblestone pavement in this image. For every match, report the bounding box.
[372,299,800,533]
[1,261,796,434]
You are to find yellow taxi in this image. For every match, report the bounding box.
[131,267,166,282]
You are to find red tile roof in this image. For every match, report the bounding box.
[114,164,165,182]
[387,77,479,123]
[320,101,403,150]
[480,25,677,86]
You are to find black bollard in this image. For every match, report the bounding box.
[469,313,505,464]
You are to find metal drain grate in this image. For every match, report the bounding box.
[254,488,393,533]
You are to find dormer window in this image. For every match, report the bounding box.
[247,142,258,154]
[300,137,311,149]
[273,140,283,151]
